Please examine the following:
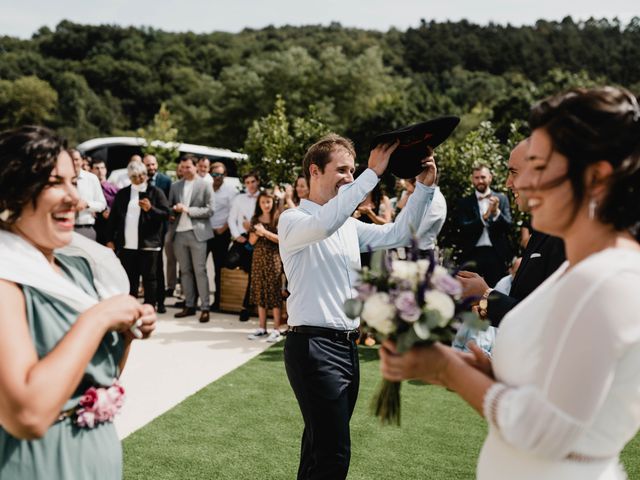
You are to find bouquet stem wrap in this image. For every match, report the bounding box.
[371,379,402,426]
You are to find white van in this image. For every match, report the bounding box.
[76,136,247,185]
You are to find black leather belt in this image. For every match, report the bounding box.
[288,325,360,342]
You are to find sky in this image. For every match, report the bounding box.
[0,0,638,39]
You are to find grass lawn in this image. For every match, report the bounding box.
[123,343,640,479]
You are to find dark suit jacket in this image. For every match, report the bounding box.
[150,172,172,198]
[107,185,170,250]
[487,231,565,326]
[456,191,513,263]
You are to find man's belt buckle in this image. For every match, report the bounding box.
[345,329,359,342]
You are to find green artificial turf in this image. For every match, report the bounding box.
[123,343,640,479]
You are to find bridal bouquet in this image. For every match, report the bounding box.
[344,249,486,425]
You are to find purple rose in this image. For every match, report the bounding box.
[356,283,377,300]
[393,291,421,323]
[432,267,463,298]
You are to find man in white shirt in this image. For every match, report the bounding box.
[197,157,214,185]
[396,174,447,258]
[279,133,437,480]
[70,149,107,241]
[168,155,215,323]
[456,165,512,286]
[228,171,261,321]
[207,162,238,312]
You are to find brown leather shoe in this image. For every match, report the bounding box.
[199,311,210,323]
[174,307,196,318]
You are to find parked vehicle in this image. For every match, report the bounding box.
[75,137,247,180]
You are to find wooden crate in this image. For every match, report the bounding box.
[220,268,248,313]
[220,267,287,321]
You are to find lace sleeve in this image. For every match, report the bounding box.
[488,269,640,459]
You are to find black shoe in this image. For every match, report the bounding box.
[238,309,250,322]
[173,300,185,309]
[157,305,167,314]
[174,307,196,318]
[199,311,210,323]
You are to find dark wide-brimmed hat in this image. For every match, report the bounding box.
[372,116,460,178]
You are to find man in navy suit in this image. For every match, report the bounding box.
[456,165,513,287]
[144,154,174,313]
[457,140,565,325]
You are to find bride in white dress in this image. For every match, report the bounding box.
[380,86,640,479]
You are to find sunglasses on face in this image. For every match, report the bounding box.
[211,173,224,178]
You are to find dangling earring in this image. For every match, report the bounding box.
[0,209,13,222]
[588,198,598,220]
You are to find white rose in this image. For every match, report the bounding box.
[391,260,418,281]
[361,292,396,334]
[423,290,455,325]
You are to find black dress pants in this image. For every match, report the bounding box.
[118,249,162,307]
[206,229,231,310]
[284,332,360,480]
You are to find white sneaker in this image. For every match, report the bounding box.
[266,330,282,343]
[248,328,267,340]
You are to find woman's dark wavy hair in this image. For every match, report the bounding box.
[0,125,67,228]
[529,86,640,235]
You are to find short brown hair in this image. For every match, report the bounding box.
[302,134,356,186]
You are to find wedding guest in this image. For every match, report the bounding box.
[207,162,238,312]
[70,149,106,241]
[456,140,565,326]
[282,174,310,210]
[197,157,214,185]
[0,125,156,479]
[90,159,119,245]
[280,133,437,479]
[456,165,513,286]
[395,164,447,259]
[247,191,283,342]
[108,154,141,189]
[143,153,172,312]
[380,86,640,479]
[228,171,261,321]
[106,160,170,311]
[169,155,214,323]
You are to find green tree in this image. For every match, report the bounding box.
[0,76,58,129]
[243,95,330,186]
[137,103,180,171]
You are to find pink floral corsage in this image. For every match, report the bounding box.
[75,380,126,428]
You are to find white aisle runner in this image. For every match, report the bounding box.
[115,312,272,439]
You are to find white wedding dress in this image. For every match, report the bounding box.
[477,248,640,479]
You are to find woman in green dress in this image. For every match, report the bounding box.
[0,126,156,479]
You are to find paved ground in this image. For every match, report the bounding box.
[114,309,274,439]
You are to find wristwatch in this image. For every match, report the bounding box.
[478,288,493,319]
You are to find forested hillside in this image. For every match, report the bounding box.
[1,17,639,150]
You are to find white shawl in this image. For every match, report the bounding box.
[0,230,129,313]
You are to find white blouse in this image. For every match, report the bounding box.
[478,248,640,479]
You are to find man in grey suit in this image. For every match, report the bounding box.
[169,155,215,323]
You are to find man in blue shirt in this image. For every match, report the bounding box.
[279,134,437,479]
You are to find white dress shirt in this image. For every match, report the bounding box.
[198,173,214,185]
[176,179,195,232]
[210,181,239,229]
[228,190,259,238]
[75,170,107,226]
[415,186,447,250]
[475,188,499,247]
[279,168,434,330]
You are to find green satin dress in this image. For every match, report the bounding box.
[0,254,126,479]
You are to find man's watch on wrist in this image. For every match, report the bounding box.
[478,288,493,319]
